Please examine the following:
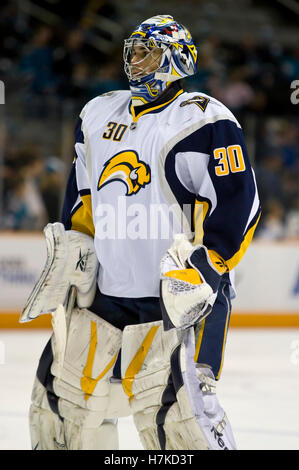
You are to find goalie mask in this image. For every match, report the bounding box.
[123,15,198,106]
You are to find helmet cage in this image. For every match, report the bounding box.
[123,37,172,82]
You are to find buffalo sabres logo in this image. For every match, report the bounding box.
[180,95,209,112]
[97,150,151,196]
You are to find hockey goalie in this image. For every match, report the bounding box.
[20,15,260,450]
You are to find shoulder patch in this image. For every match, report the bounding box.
[180,95,210,112]
[99,90,130,98]
[100,91,116,97]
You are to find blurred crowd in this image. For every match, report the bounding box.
[1,142,65,230]
[0,0,298,239]
[253,118,299,240]
[0,1,126,114]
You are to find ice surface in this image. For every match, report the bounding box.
[0,328,299,450]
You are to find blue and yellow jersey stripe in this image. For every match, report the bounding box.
[61,118,95,238]
[164,116,261,273]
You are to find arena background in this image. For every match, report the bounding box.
[0,0,298,328]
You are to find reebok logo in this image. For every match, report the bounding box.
[210,426,228,449]
[76,249,90,272]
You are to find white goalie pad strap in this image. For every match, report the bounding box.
[49,305,130,427]
[121,321,236,450]
[20,223,99,322]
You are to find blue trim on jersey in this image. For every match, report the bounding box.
[128,89,182,117]
[61,163,78,230]
[61,118,89,229]
[204,121,258,260]
[61,169,92,230]
[189,247,221,293]
[164,148,196,232]
[79,188,91,197]
[165,119,259,261]
[75,117,84,144]
[195,279,231,380]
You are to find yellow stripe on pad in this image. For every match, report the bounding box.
[122,325,160,402]
[80,321,118,401]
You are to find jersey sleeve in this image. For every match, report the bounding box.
[61,116,95,238]
[203,119,260,271]
[171,116,261,273]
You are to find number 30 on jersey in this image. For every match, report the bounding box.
[213,145,246,176]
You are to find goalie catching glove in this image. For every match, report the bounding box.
[20,223,99,322]
[160,234,227,330]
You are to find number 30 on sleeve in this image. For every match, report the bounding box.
[213,145,246,176]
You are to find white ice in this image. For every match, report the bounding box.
[1,328,299,450]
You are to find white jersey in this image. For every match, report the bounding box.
[62,87,260,298]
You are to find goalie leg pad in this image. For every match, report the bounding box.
[30,380,119,450]
[172,328,237,449]
[121,322,236,450]
[30,404,66,450]
[63,418,119,450]
[49,305,131,424]
[121,321,184,450]
[30,305,131,450]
